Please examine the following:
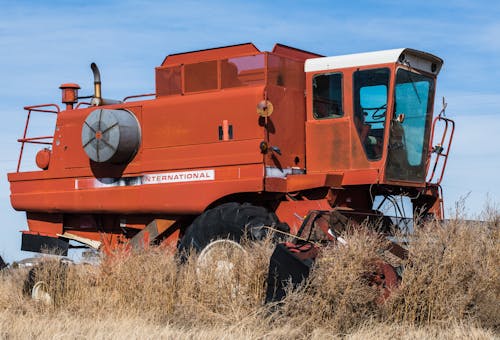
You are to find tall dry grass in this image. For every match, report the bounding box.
[385,220,499,327]
[0,217,498,338]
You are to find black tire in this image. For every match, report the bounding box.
[178,202,280,258]
[22,262,68,304]
[0,255,7,271]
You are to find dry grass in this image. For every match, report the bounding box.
[384,220,500,328]
[0,218,498,339]
[0,314,496,339]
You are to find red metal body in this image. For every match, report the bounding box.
[7,43,454,254]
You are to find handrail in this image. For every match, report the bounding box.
[426,115,455,185]
[76,102,92,109]
[17,136,53,145]
[122,93,156,102]
[17,104,60,172]
[23,103,60,113]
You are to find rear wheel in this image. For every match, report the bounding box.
[178,202,280,296]
[23,261,69,305]
[178,202,278,258]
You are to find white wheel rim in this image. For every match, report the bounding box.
[197,239,246,272]
[196,239,247,297]
[31,281,52,305]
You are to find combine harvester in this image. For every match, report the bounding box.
[7,43,454,299]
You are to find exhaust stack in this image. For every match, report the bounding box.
[89,63,121,106]
[90,62,102,106]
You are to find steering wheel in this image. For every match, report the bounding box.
[362,104,387,120]
[372,104,387,120]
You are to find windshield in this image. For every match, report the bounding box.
[386,69,435,182]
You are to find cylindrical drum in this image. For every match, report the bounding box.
[81,109,141,164]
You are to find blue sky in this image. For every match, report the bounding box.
[1,0,499,262]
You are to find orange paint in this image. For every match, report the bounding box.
[8,43,452,254]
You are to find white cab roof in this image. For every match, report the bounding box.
[305,48,443,75]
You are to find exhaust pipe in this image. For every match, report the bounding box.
[89,63,122,106]
[90,62,102,106]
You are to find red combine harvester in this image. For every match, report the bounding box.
[8,44,454,293]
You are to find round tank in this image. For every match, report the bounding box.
[81,109,141,164]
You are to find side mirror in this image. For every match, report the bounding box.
[395,113,405,123]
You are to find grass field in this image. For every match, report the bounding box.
[0,217,498,339]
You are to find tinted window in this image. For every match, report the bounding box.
[386,69,435,182]
[353,68,390,160]
[313,73,343,119]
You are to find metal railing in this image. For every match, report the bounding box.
[426,115,455,185]
[16,104,60,172]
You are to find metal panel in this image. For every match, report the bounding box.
[21,233,69,256]
[305,48,443,75]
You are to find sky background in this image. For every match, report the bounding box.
[1,0,499,262]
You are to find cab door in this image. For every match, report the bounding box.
[305,71,352,173]
[306,67,392,180]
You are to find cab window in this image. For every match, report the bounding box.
[353,68,390,160]
[313,73,343,119]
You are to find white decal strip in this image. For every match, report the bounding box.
[75,170,215,189]
[143,170,215,184]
